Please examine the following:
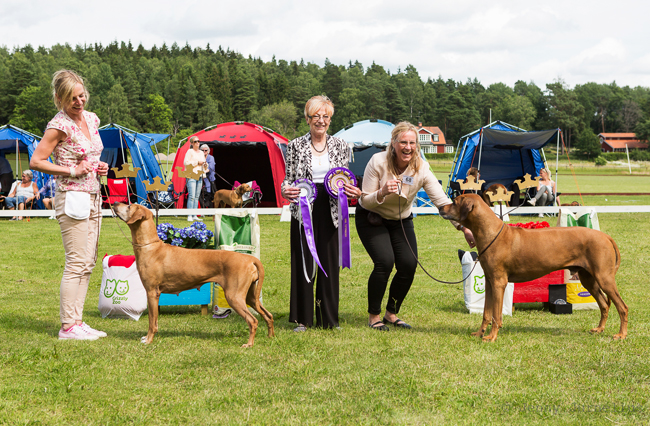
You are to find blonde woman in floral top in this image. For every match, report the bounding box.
[31,69,110,341]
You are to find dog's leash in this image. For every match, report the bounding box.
[395,185,506,285]
[102,180,161,248]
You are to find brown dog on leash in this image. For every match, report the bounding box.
[213,183,252,208]
[113,202,274,347]
[439,194,628,342]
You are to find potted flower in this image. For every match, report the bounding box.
[155,221,214,312]
[156,221,214,249]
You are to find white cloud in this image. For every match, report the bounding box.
[0,0,649,88]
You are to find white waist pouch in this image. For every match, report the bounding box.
[65,191,91,220]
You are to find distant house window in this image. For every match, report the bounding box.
[444,145,454,154]
[433,134,439,142]
[419,134,430,142]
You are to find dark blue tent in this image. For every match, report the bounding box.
[0,125,40,178]
[98,123,169,204]
[447,121,560,199]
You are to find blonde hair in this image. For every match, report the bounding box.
[387,121,422,176]
[304,95,334,120]
[22,170,33,179]
[189,136,200,144]
[52,70,89,111]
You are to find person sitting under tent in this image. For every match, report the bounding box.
[5,170,40,220]
[527,167,560,206]
[39,175,57,218]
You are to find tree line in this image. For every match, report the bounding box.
[2,41,650,158]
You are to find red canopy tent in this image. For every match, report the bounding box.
[171,122,290,208]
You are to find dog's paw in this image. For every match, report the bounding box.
[140,336,149,344]
[241,343,253,348]
[589,327,605,334]
[612,333,627,340]
[470,330,484,338]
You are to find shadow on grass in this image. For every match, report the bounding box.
[0,313,57,337]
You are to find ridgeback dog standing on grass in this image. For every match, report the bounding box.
[113,202,274,347]
[439,194,628,342]
[213,183,252,208]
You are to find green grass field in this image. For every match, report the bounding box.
[1,205,649,424]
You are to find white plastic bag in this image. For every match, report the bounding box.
[461,251,514,316]
[98,255,147,320]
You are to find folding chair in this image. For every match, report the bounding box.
[105,178,129,205]
[147,182,185,209]
[238,181,263,208]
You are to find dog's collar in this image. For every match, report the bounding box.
[132,239,161,248]
[476,222,506,260]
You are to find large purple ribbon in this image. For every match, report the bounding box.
[299,195,328,280]
[338,190,351,269]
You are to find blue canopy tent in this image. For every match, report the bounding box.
[334,119,395,178]
[0,124,40,173]
[446,121,560,203]
[98,123,169,205]
[0,125,43,195]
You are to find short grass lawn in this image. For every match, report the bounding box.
[1,212,649,425]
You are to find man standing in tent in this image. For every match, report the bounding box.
[200,144,216,207]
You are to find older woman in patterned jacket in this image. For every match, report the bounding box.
[281,95,361,332]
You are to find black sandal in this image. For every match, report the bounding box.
[369,320,389,331]
[383,317,412,329]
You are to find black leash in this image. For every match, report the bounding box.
[396,185,506,285]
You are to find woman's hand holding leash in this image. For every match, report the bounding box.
[97,161,109,177]
[463,227,476,248]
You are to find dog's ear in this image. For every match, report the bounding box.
[460,197,474,223]
[126,206,146,224]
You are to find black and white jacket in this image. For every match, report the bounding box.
[281,132,350,227]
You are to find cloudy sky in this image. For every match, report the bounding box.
[2,0,648,88]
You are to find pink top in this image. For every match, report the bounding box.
[46,110,103,193]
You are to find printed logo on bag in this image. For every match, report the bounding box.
[473,275,486,294]
[576,283,591,298]
[104,279,130,304]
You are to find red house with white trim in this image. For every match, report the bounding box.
[599,133,648,152]
[416,123,452,154]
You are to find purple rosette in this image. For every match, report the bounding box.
[324,167,357,198]
[292,178,327,280]
[324,167,357,270]
[291,178,317,204]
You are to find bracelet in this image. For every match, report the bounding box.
[69,166,76,178]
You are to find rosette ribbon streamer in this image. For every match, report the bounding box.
[294,179,327,282]
[324,167,356,270]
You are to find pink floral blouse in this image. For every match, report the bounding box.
[46,110,103,193]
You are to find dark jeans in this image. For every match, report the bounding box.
[289,183,339,328]
[355,206,418,316]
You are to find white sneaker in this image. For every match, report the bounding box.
[527,199,536,206]
[187,216,194,221]
[80,322,107,337]
[48,215,56,220]
[538,213,544,218]
[194,216,202,221]
[58,325,99,341]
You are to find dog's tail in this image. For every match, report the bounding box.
[252,256,265,301]
[609,235,621,273]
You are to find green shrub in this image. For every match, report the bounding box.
[595,156,607,166]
